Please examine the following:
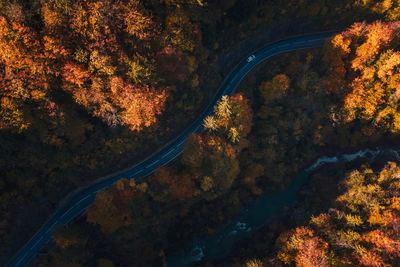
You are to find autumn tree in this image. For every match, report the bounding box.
[276,162,400,266]
[259,74,290,103]
[324,21,400,133]
[203,93,252,143]
[87,179,138,233]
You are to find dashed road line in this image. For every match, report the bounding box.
[64,206,75,216]
[193,124,201,132]
[49,220,59,229]
[162,148,175,159]
[176,139,187,147]
[31,236,44,250]
[75,195,90,206]
[146,159,160,169]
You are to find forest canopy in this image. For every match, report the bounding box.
[3,0,400,266]
[274,162,400,267]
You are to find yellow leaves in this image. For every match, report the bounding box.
[30,90,46,100]
[377,161,400,184]
[376,105,400,133]
[345,214,364,227]
[119,85,168,131]
[245,259,263,267]
[276,227,331,266]
[200,176,213,191]
[368,208,392,226]
[377,51,400,79]
[73,48,89,63]
[124,56,153,83]
[205,135,221,150]
[363,82,385,119]
[379,0,393,12]
[392,113,400,132]
[203,115,218,131]
[109,76,124,95]
[89,50,116,76]
[310,213,330,229]
[358,251,384,266]
[336,171,384,213]
[361,66,375,80]
[388,73,400,90]
[70,4,89,36]
[196,0,206,6]
[277,251,293,265]
[353,243,367,256]
[1,97,17,110]
[335,230,361,249]
[124,7,154,40]
[204,94,252,144]
[331,34,351,55]
[278,163,400,266]
[288,227,315,250]
[328,21,400,133]
[228,127,239,143]
[386,6,400,20]
[388,197,400,211]
[215,95,232,119]
[165,10,196,52]
[0,97,27,130]
[42,4,65,28]
[377,106,395,120]
[352,21,398,70]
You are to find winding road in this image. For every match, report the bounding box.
[7,31,337,267]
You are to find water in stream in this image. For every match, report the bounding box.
[167,147,400,266]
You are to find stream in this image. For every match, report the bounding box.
[166,147,400,266]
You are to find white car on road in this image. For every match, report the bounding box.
[247,54,256,62]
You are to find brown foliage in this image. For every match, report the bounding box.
[156,45,189,83]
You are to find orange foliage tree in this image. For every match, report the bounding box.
[275,162,400,266]
[325,21,400,133]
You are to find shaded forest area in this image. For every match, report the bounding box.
[31,19,400,266]
[2,0,400,265]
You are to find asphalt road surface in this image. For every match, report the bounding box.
[7,31,336,267]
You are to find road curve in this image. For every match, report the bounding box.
[7,31,337,267]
